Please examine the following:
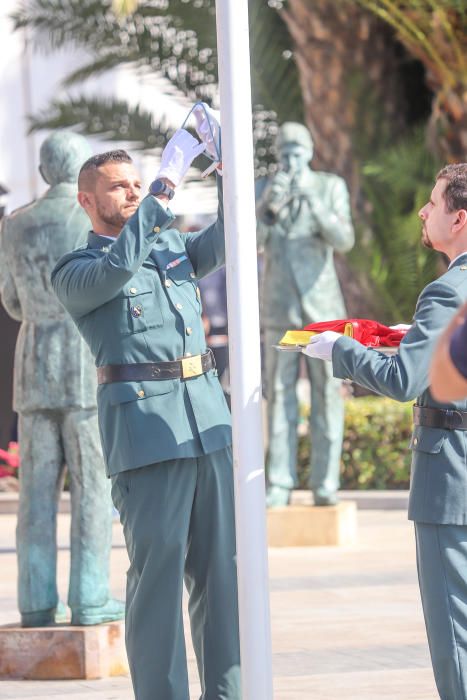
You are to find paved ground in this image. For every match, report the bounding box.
[0,507,438,700]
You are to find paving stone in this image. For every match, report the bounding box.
[0,510,438,699]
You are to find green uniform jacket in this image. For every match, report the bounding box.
[51,179,232,476]
[332,254,467,525]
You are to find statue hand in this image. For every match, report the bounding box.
[270,170,292,194]
[263,170,292,207]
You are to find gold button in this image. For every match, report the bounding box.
[196,287,201,299]
[175,303,183,310]
[129,287,137,294]
[190,272,196,279]
[153,226,161,233]
[137,390,145,398]
[413,437,418,446]
[185,352,192,357]
[186,327,192,335]
[165,280,172,288]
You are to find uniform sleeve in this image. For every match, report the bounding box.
[184,174,225,279]
[450,319,467,378]
[332,279,463,402]
[51,195,174,318]
[312,176,355,253]
[0,218,22,321]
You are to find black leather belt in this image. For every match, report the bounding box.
[97,350,215,385]
[413,405,467,431]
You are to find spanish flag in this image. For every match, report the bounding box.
[278,319,408,349]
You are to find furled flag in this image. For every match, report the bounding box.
[278,319,409,349]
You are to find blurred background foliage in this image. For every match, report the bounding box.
[297,397,413,489]
[12,0,466,322]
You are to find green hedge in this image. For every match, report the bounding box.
[297,396,413,490]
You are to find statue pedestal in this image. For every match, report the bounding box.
[267,501,357,547]
[0,621,128,679]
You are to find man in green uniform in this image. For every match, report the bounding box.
[304,164,467,700]
[52,126,240,700]
[256,122,354,507]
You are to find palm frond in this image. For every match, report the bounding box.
[13,0,303,174]
[354,0,466,91]
[28,96,173,149]
[13,0,218,102]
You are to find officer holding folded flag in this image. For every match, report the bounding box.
[304,164,467,700]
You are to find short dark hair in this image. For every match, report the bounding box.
[436,163,467,213]
[78,149,133,191]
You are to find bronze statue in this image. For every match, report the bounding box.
[256,122,355,507]
[0,132,124,626]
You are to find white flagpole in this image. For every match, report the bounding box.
[215,1,273,698]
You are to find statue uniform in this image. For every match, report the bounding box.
[51,177,241,700]
[0,132,120,627]
[332,255,467,700]
[257,163,354,505]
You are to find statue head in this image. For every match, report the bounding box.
[39,131,93,186]
[276,122,313,175]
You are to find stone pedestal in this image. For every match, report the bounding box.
[267,501,357,547]
[0,621,128,680]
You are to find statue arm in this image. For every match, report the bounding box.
[312,177,355,253]
[255,177,275,248]
[0,220,22,321]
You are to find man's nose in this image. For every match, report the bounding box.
[127,187,139,200]
[418,205,427,221]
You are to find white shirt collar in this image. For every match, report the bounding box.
[95,233,116,241]
[448,251,467,269]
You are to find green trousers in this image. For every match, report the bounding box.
[111,447,241,700]
[415,522,467,700]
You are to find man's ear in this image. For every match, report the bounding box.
[77,191,93,211]
[453,209,467,233]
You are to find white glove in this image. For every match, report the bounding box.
[302,331,341,361]
[192,102,221,161]
[157,129,206,186]
[389,324,412,331]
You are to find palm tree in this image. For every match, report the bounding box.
[354,0,467,163]
[12,0,301,175]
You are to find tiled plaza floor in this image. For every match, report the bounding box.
[0,506,438,699]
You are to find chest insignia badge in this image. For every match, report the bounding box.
[131,304,143,318]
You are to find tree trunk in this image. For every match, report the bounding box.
[279,0,408,205]
[427,86,467,163]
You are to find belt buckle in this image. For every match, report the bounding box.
[181,354,203,379]
[446,409,462,429]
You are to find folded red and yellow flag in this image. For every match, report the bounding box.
[279,319,408,348]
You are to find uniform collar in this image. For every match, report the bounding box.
[87,231,117,250]
[448,251,467,270]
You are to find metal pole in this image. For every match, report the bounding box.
[215,1,273,698]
